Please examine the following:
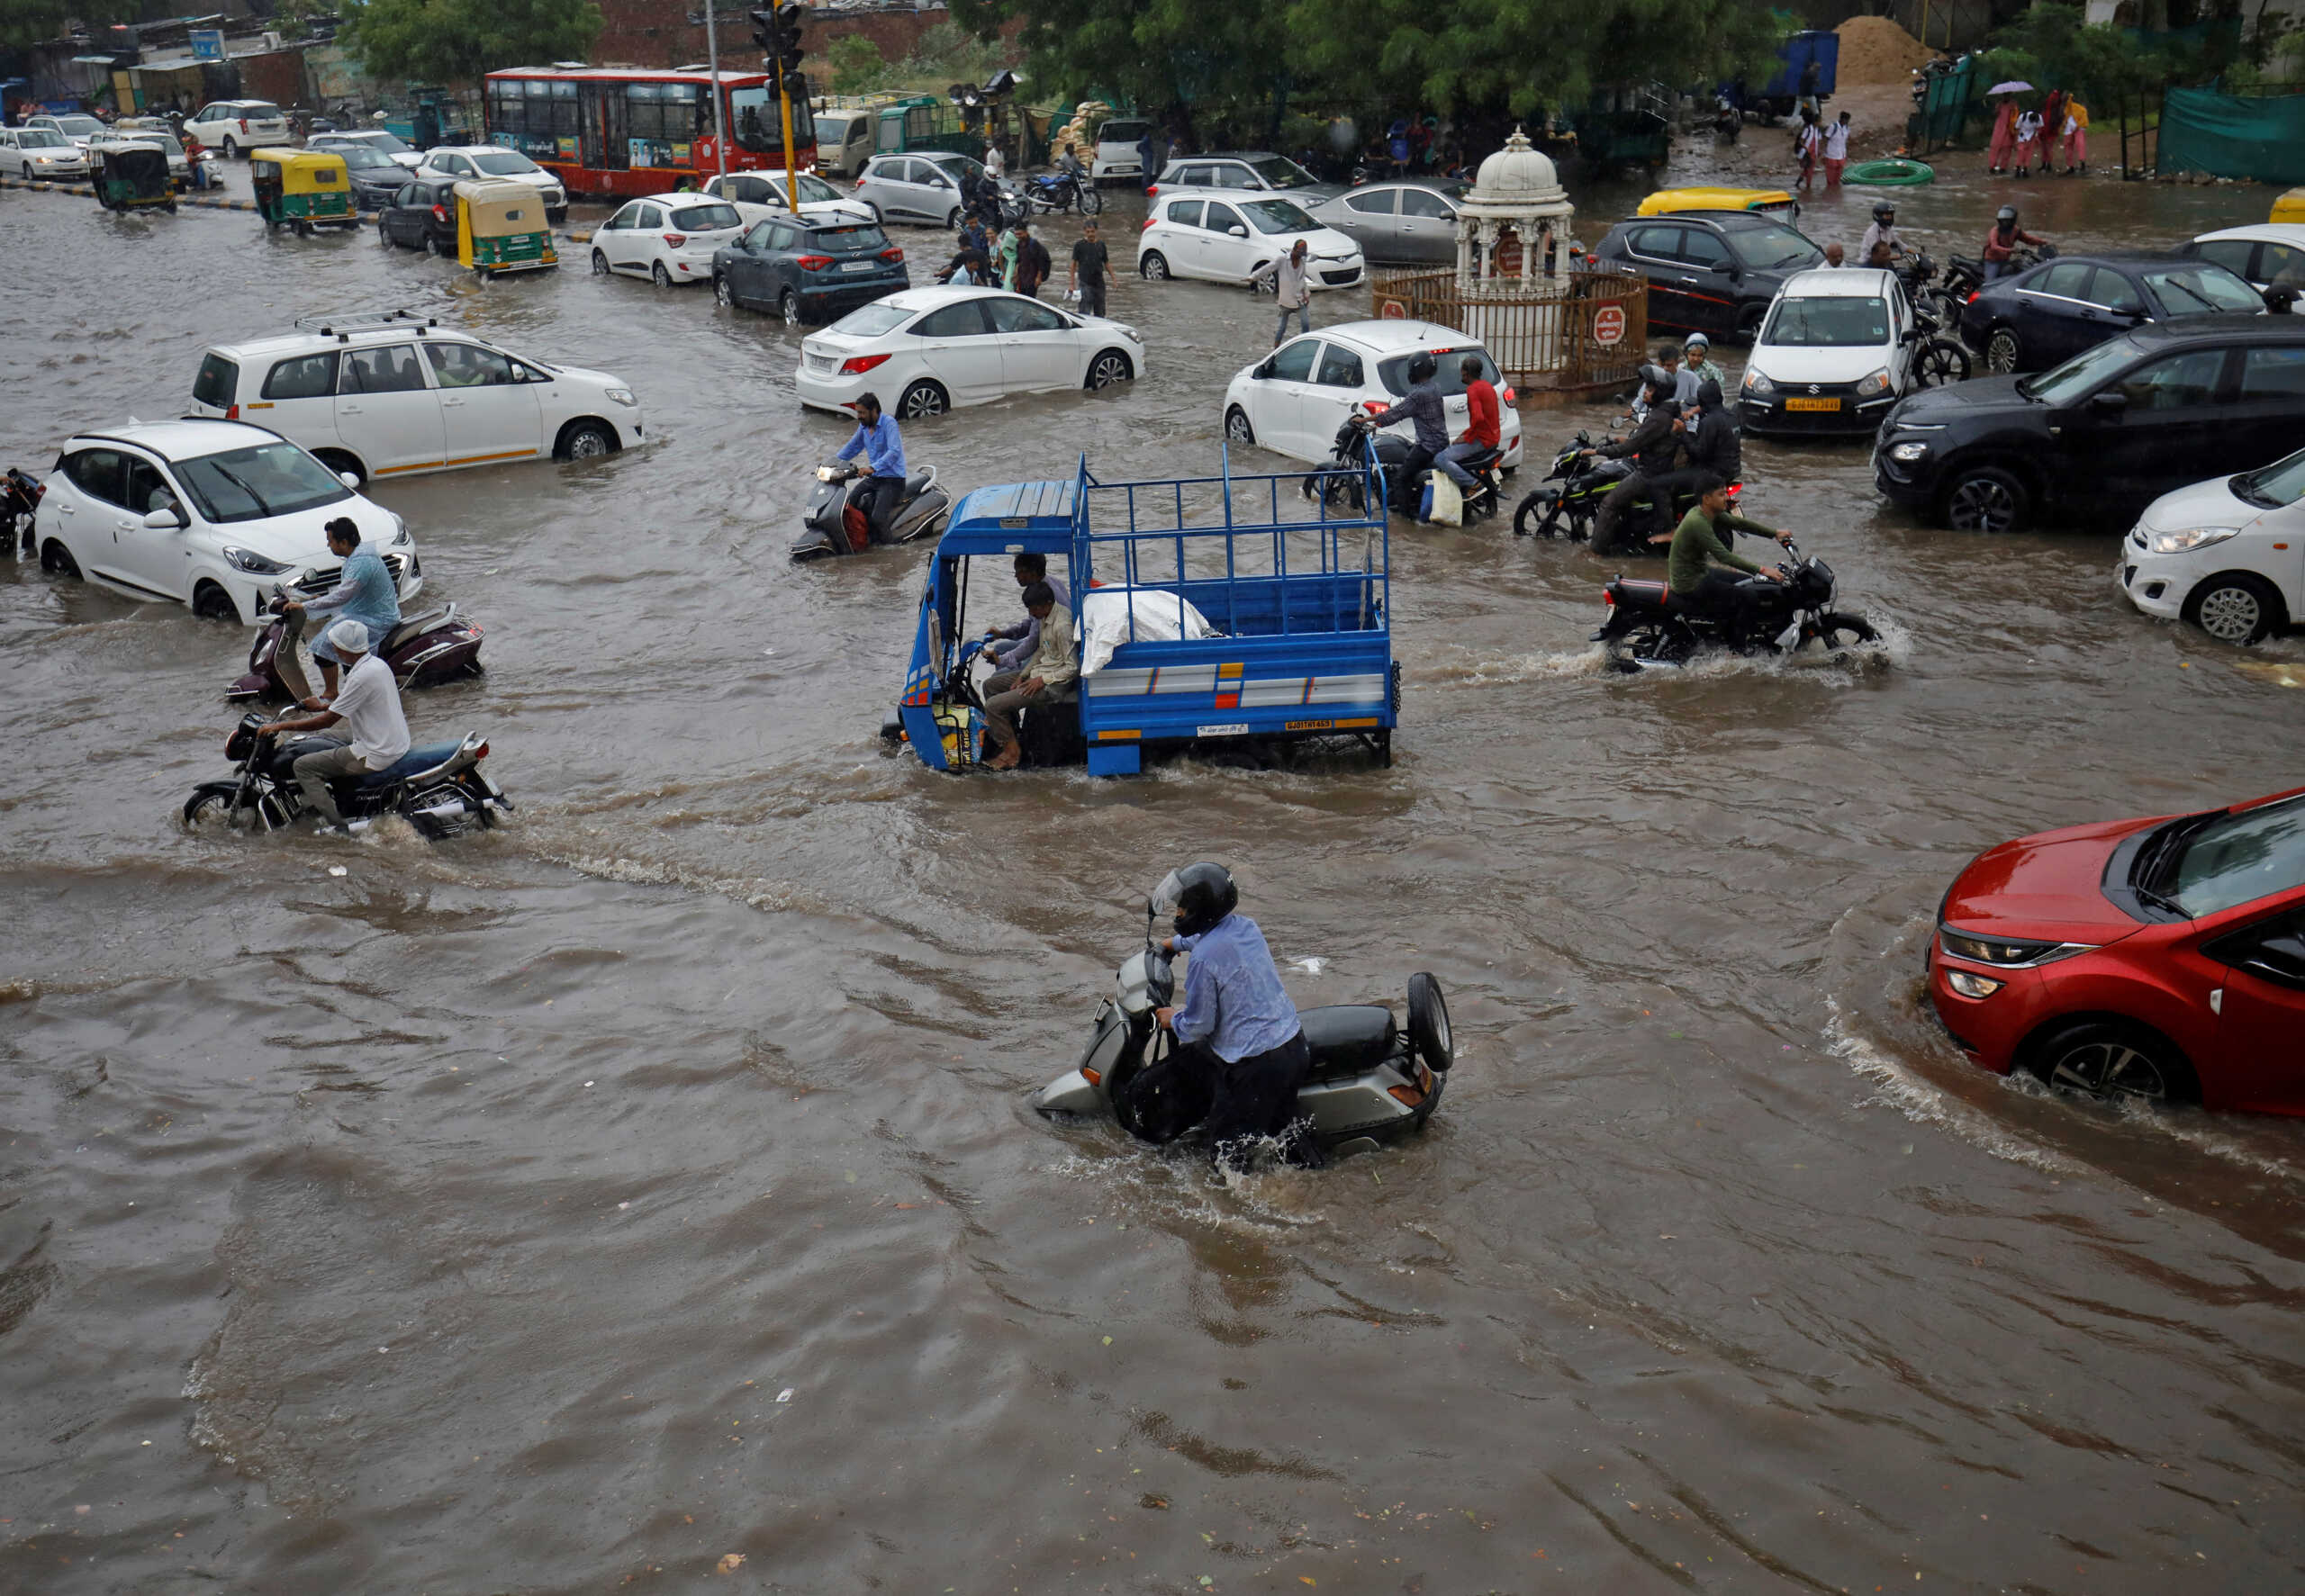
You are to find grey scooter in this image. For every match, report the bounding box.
[791,461,951,560]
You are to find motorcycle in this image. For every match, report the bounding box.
[1301,417,1503,522]
[1590,541,1880,670]
[1512,430,1743,552]
[1029,909,1451,1156]
[1890,259,1973,387]
[4,466,42,556]
[1714,91,1742,141]
[792,461,951,560]
[1939,241,2056,317]
[1021,169,1100,216]
[227,584,484,703]
[181,713,511,838]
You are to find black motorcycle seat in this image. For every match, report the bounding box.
[1611,578,1672,609]
[382,605,454,652]
[902,471,931,498]
[354,741,463,788]
[1298,1005,1398,1075]
[1457,446,1504,471]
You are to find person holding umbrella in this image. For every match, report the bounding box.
[1984,81,2031,174]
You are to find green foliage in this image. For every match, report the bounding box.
[339,0,605,86]
[1984,1,2229,105]
[827,33,890,94]
[4,0,134,50]
[905,19,1010,82]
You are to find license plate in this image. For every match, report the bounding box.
[839,259,873,272]
[805,353,835,372]
[1785,397,1841,412]
[1197,723,1249,737]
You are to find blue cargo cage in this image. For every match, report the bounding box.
[896,449,1398,776]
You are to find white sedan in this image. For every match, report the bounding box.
[701,169,874,227]
[589,195,747,287]
[1136,193,1365,290]
[1220,319,1523,468]
[0,127,90,181]
[795,286,1146,419]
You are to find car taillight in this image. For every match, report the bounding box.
[432,203,448,222]
[664,233,686,248]
[1499,385,1516,404]
[1360,400,1387,415]
[1146,184,1158,197]
[1142,216,1156,230]
[225,403,240,419]
[797,254,833,270]
[879,246,903,262]
[839,353,892,374]
[239,118,249,133]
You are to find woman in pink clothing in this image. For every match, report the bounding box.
[1986,98,2016,174]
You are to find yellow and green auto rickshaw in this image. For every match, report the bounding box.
[94,142,176,214]
[250,148,359,234]
[454,179,557,275]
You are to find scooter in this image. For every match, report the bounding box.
[792,461,951,560]
[1590,541,1880,670]
[1512,431,1742,551]
[182,712,511,838]
[1714,91,1742,141]
[1022,169,1100,215]
[227,585,484,702]
[1301,417,1503,522]
[3,467,42,556]
[1030,911,1451,1155]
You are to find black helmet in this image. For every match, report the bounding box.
[1872,201,1895,222]
[1639,362,1673,399]
[1407,351,1437,384]
[1152,862,1238,939]
[1995,205,2018,226]
[1696,377,1724,411]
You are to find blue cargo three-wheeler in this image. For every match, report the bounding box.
[894,453,1399,776]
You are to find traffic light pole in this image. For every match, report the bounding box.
[703,4,727,182]
[778,76,800,215]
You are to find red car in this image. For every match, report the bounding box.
[1929,785,2305,1111]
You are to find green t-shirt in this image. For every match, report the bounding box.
[1667,506,1776,595]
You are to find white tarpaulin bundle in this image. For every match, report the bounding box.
[1078,587,1220,676]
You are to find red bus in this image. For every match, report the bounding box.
[482,67,817,201]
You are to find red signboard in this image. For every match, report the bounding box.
[1592,305,1626,346]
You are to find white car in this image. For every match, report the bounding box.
[2181,224,2305,299]
[794,285,1146,418]
[2121,443,2305,645]
[1736,267,1914,437]
[1091,117,1152,183]
[588,194,746,286]
[852,150,984,228]
[183,100,289,158]
[311,129,423,170]
[1136,194,1365,290]
[23,113,108,149]
[30,419,421,625]
[187,314,645,484]
[0,127,90,180]
[92,131,190,185]
[1220,320,1523,468]
[700,169,873,227]
[413,146,566,221]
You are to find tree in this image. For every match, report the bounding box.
[3,0,135,51]
[827,33,888,94]
[339,0,605,85]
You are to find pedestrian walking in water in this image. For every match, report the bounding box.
[1252,239,1314,346]
[1069,219,1112,317]
[1822,111,1850,186]
[1985,97,2015,174]
[1794,111,1821,190]
[2039,89,2065,170]
[2012,106,2042,176]
[2061,96,2089,174]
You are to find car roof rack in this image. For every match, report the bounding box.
[292,309,441,343]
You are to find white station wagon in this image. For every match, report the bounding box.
[187,312,645,483]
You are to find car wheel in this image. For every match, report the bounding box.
[1224,405,1254,446]
[1140,250,1170,281]
[555,419,619,462]
[192,581,240,622]
[2028,1020,2197,1103]
[1941,465,2029,534]
[1984,326,2022,374]
[651,260,673,288]
[1086,349,1133,389]
[2187,572,2286,645]
[898,380,948,419]
[221,136,238,159]
[780,288,801,325]
[313,449,366,487]
[592,248,610,275]
[714,273,737,309]
[378,220,392,246]
[427,232,449,257]
[1735,305,1767,339]
[40,538,80,578]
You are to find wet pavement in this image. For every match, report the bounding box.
[3,139,2302,1593]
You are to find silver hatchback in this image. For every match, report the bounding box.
[1303,181,1468,265]
[853,151,984,228]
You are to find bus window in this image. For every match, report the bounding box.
[728,84,813,153]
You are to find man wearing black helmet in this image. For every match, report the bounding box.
[1150,862,1319,1171]
[1981,206,2049,281]
[1358,351,1451,512]
[1859,202,1904,266]
[1583,364,1683,556]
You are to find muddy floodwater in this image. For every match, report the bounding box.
[4,134,2303,1594]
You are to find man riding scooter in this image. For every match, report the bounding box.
[1356,351,1449,513]
[836,392,905,536]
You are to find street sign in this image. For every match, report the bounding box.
[190,29,224,61]
[1378,298,1406,319]
[1592,304,1626,346]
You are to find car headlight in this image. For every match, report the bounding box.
[1939,928,2096,968]
[1856,367,1893,397]
[1742,370,1776,398]
[603,387,638,407]
[390,512,411,546]
[2147,527,2238,555]
[1888,440,1930,463]
[1945,970,2005,999]
[221,546,293,574]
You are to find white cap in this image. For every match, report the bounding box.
[327,618,370,654]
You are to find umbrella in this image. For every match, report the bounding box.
[1988,80,2033,95]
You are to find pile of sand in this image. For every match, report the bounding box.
[1836,16,1936,86]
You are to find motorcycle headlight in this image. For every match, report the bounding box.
[220,546,293,574]
[1742,370,1776,398]
[1856,367,1893,397]
[816,465,840,482]
[603,387,638,407]
[2147,527,2238,555]
[1888,440,1930,463]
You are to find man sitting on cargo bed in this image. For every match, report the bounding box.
[981,581,1078,771]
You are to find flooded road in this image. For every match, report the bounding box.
[3,142,2302,1594]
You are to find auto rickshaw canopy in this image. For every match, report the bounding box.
[1636,186,1800,219]
[453,178,546,235]
[249,147,351,193]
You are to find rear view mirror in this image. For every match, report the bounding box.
[143,506,187,529]
[1229,226,1248,238]
[2089,390,2129,414]
[338,470,361,489]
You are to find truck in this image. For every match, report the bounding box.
[893,454,1398,777]
[1728,27,1839,123]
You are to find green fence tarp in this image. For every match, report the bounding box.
[2157,86,2305,185]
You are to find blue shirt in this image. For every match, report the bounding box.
[1171,913,1301,1064]
[836,413,906,479]
[303,543,400,645]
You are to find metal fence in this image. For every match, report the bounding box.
[1367,266,1650,401]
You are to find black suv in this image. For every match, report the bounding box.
[1591,212,1825,341]
[1873,315,2305,533]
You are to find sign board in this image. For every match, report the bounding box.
[190,29,226,61]
[1377,297,1406,320]
[1592,304,1626,346]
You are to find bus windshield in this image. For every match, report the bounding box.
[729,85,816,153]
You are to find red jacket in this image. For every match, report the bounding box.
[1461,378,1500,448]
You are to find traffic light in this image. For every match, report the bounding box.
[747,6,776,59]
[782,70,809,107]
[750,3,807,68]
